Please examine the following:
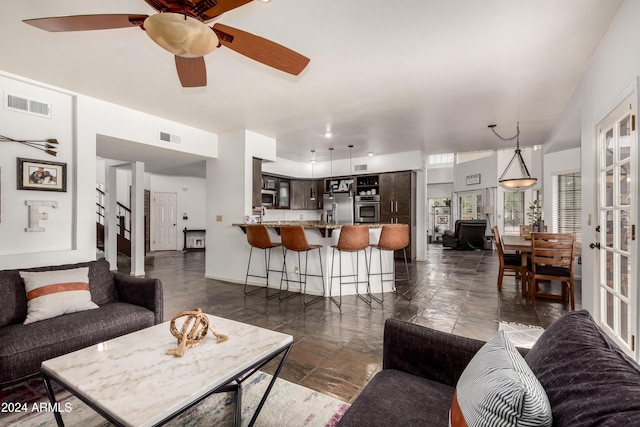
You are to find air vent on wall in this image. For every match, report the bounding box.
[354,164,368,171]
[159,131,182,144]
[4,93,51,118]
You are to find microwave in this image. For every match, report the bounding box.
[261,190,277,207]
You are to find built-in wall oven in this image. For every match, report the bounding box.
[261,190,277,207]
[355,195,380,223]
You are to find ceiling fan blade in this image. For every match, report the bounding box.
[23,14,148,32]
[212,24,310,76]
[175,56,207,87]
[202,0,253,19]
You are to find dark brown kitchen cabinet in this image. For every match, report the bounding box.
[290,179,323,210]
[379,171,416,260]
[252,157,262,209]
[380,171,413,220]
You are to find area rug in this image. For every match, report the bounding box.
[0,372,349,427]
[498,321,545,348]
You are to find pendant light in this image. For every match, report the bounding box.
[348,145,354,198]
[329,147,335,199]
[489,122,537,190]
[310,150,316,201]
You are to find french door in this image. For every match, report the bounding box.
[596,94,637,356]
[457,190,482,220]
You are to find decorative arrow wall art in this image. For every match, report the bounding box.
[0,135,58,156]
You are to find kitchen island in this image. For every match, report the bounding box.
[233,222,396,300]
[234,221,384,237]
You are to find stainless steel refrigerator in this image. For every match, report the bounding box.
[323,193,354,224]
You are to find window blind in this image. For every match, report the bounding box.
[553,173,581,242]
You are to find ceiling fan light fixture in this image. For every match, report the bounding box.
[144,13,218,58]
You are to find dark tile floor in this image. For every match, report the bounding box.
[123,244,580,404]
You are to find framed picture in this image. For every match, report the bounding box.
[17,158,67,192]
[466,174,481,185]
[437,215,449,225]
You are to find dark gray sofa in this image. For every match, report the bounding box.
[0,258,163,387]
[338,310,640,426]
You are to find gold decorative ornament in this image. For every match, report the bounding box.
[166,308,228,357]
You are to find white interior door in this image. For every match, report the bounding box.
[153,192,177,251]
[595,94,637,356]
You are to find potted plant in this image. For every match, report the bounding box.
[527,200,543,231]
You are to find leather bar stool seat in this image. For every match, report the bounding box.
[369,224,412,302]
[330,225,371,308]
[244,225,284,298]
[279,226,325,306]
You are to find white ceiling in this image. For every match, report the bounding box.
[0,0,622,174]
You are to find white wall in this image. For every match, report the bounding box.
[427,166,454,185]
[549,0,640,315]
[427,183,454,199]
[0,71,218,269]
[0,74,78,267]
[206,130,277,282]
[453,152,498,192]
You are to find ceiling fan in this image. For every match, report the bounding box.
[23,0,310,87]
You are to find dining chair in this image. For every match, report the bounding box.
[492,226,527,294]
[527,232,577,310]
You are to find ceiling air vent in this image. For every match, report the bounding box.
[4,93,51,118]
[354,164,368,171]
[159,131,182,144]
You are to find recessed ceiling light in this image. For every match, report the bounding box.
[324,131,332,138]
[367,151,374,156]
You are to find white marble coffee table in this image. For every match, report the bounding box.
[40,315,294,427]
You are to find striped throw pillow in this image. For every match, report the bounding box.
[449,330,552,427]
[20,267,99,325]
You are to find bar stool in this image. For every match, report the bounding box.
[243,225,283,298]
[279,226,325,306]
[330,225,371,308]
[368,224,412,302]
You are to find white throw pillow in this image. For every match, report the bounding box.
[449,330,552,427]
[20,267,98,325]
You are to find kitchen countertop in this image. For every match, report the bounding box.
[233,221,384,237]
